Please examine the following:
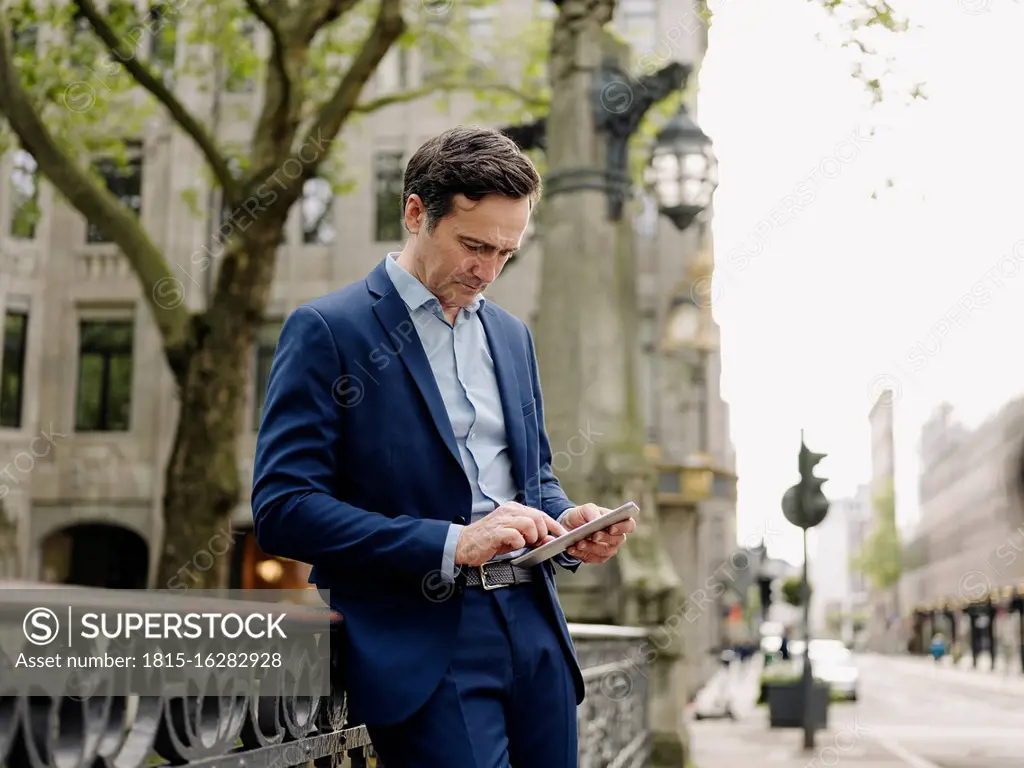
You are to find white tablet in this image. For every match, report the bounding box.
[510,502,639,568]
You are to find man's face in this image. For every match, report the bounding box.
[404,193,530,311]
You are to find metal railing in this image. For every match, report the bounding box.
[0,585,651,768]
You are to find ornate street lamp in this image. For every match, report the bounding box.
[646,102,718,232]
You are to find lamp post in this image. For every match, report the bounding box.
[649,96,718,453]
[663,290,716,453]
[646,101,719,232]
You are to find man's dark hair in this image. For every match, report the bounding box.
[402,125,542,232]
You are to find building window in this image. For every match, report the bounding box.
[225,20,256,93]
[301,178,336,245]
[215,155,245,241]
[374,151,405,242]
[398,46,410,89]
[617,0,657,56]
[535,0,559,20]
[75,320,134,432]
[86,145,143,243]
[421,11,450,83]
[252,319,282,430]
[68,8,105,72]
[229,530,310,590]
[0,312,29,429]
[148,3,177,86]
[9,1,38,57]
[467,6,495,79]
[9,149,39,240]
[107,0,137,27]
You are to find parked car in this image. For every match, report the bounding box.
[790,639,859,701]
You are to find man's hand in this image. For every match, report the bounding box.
[454,502,567,566]
[561,503,636,564]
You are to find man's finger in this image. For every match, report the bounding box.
[575,540,616,558]
[498,528,527,551]
[578,504,604,523]
[543,514,567,538]
[505,516,543,545]
[589,532,626,547]
[520,507,565,539]
[568,545,611,564]
[606,518,637,536]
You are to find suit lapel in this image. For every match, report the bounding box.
[479,306,527,494]
[371,289,463,472]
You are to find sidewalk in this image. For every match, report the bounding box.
[689,658,911,768]
[690,708,911,768]
[692,656,762,719]
[911,650,1021,675]
[870,652,1024,694]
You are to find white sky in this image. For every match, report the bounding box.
[696,0,1024,565]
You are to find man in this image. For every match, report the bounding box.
[252,125,636,768]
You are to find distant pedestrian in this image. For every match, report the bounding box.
[930,632,946,662]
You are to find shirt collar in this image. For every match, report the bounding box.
[385,253,485,315]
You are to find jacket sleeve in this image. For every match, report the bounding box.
[251,305,450,577]
[525,325,581,573]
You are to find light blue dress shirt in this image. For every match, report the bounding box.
[384,255,576,582]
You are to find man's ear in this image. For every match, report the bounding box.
[404,194,426,235]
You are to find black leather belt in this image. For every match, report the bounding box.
[462,561,534,590]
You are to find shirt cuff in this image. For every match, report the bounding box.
[442,524,464,583]
[555,507,581,565]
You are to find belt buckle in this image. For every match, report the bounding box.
[479,564,509,591]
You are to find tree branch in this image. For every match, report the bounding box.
[245,0,297,162]
[300,0,362,39]
[0,16,194,374]
[353,80,550,115]
[295,0,405,183]
[73,0,242,205]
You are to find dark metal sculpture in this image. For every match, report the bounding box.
[0,584,652,768]
[591,59,691,221]
[500,60,691,220]
[780,432,831,751]
[500,118,547,152]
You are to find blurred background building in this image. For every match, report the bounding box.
[809,483,871,645]
[898,397,1024,663]
[0,0,735,687]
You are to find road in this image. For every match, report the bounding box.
[690,653,1024,768]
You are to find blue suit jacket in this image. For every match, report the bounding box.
[251,259,586,726]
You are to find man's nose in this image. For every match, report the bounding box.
[472,258,500,283]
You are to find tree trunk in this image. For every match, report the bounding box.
[156,229,281,590]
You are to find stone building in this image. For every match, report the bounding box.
[0,0,734,655]
[901,399,1024,615]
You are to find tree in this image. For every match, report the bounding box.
[781,575,808,607]
[852,480,901,591]
[0,0,543,588]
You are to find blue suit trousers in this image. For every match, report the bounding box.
[366,582,578,768]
